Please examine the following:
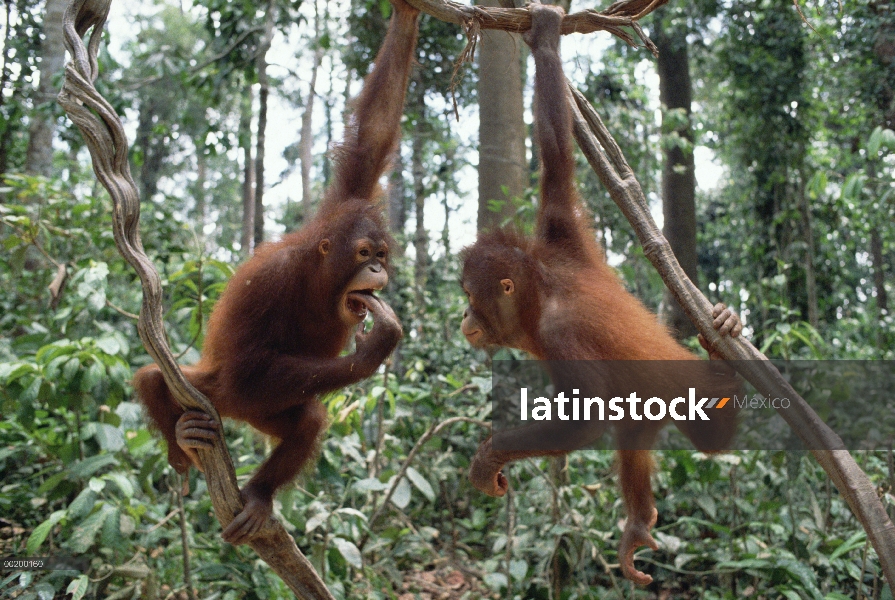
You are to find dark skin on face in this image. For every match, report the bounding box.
[459,4,743,586]
[133,0,418,545]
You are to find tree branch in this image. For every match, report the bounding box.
[566,81,895,585]
[403,0,665,55]
[359,416,490,549]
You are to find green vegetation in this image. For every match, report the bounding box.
[1,0,893,597]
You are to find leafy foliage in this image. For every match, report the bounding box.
[1,0,893,597]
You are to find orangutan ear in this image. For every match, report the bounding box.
[318,239,331,255]
[500,278,515,295]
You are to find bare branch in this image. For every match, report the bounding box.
[360,416,490,548]
[403,0,664,55]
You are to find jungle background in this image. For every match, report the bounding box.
[1,0,894,597]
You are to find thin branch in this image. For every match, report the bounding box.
[105,299,138,320]
[122,25,265,90]
[359,416,490,548]
[177,477,198,600]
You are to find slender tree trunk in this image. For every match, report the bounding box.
[240,84,255,256]
[476,0,526,231]
[298,0,325,225]
[24,0,66,176]
[195,145,207,237]
[655,22,698,339]
[322,96,333,186]
[136,99,163,202]
[0,0,13,117]
[871,228,888,313]
[411,91,428,310]
[389,151,406,239]
[254,0,277,246]
[797,174,818,328]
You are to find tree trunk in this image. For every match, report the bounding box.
[136,99,163,202]
[240,84,255,257]
[412,94,428,310]
[253,0,277,246]
[798,174,818,328]
[476,0,526,231]
[322,96,333,187]
[655,22,698,339]
[871,228,888,313]
[298,2,324,225]
[24,0,66,177]
[0,0,14,118]
[298,56,321,222]
[195,145,207,236]
[389,151,406,239]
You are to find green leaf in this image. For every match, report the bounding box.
[880,128,895,152]
[38,472,68,495]
[95,336,120,355]
[780,559,822,599]
[80,360,105,392]
[104,472,134,498]
[26,511,66,554]
[101,507,122,545]
[67,489,97,519]
[69,504,115,553]
[332,537,362,569]
[828,530,865,561]
[305,512,329,533]
[354,477,388,492]
[509,559,527,581]
[69,454,118,479]
[868,126,884,156]
[62,357,81,383]
[390,477,411,509]
[406,467,435,502]
[335,508,368,521]
[483,572,508,590]
[93,424,125,452]
[66,575,89,600]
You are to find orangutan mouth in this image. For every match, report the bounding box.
[346,290,376,319]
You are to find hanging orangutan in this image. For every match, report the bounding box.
[459,4,743,585]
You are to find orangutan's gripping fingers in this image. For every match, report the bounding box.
[175,411,219,472]
[697,333,709,353]
[522,3,564,51]
[712,303,743,338]
[175,411,218,448]
[222,488,273,545]
[619,507,658,585]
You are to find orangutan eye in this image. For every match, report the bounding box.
[376,250,386,259]
[359,248,371,258]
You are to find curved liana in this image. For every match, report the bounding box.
[57,1,334,597]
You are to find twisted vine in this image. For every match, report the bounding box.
[57,0,334,596]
